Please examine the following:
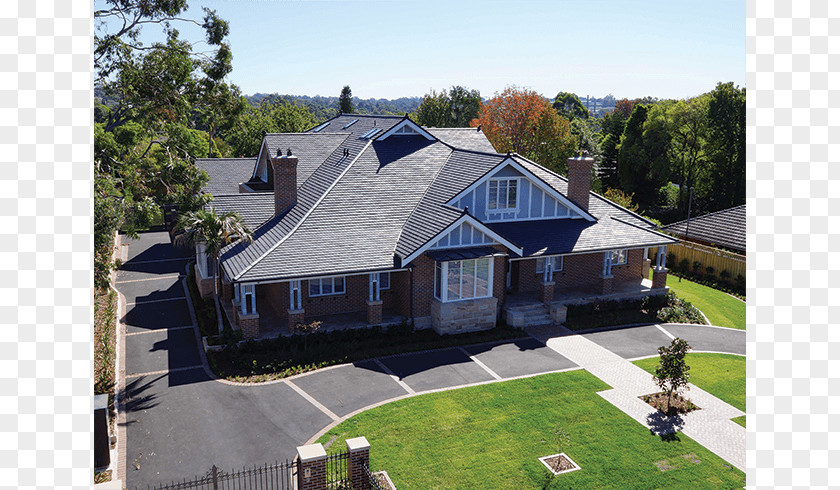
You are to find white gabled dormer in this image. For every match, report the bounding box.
[446,157,594,223]
[376,118,436,141]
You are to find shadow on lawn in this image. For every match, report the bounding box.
[646,411,685,441]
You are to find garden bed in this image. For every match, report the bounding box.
[641,392,699,416]
[564,292,705,331]
[207,321,526,383]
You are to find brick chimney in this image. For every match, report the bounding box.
[271,148,298,216]
[566,152,594,212]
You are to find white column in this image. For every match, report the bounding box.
[656,245,667,270]
[196,243,207,278]
[543,258,552,282]
[441,262,448,302]
[289,281,295,310]
[369,273,380,301]
[295,280,302,309]
[234,283,240,303]
[603,252,613,277]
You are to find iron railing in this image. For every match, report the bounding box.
[147,460,298,490]
[363,463,384,490]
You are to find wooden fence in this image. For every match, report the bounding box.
[649,240,746,284]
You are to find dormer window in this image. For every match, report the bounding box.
[488,178,518,211]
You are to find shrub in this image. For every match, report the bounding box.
[692,261,702,273]
[678,258,690,274]
[719,269,731,280]
[705,266,715,276]
[666,252,677,269]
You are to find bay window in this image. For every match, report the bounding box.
[434,258,493,302]
[309,276,346,297]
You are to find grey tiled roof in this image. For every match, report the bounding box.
[206,193,274,231]
[425,127,497,153]
[196,158,256,196]
[211,115,676,283]
[261,133,349,186]
[661,204,746,252]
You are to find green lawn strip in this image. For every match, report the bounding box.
[633,353,745,413]
[731,415,746,428]
[318,370,745,489]
[652,270,746,330]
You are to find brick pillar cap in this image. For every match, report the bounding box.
[346,436,370,452]
[541,281,555,287]
[296,443,326,463]
[366,300,383,306]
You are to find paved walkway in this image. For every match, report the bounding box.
[531,324,746,472]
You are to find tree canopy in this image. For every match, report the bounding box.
[412,86,481,128]
[552,92,590,120]
[470,86,576,174]
[339,85,355,113]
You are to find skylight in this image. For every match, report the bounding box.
[312,122,329,132]
[343,119,359,129]
[360,128,382,139]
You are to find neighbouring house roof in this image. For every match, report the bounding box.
[207,193,274,231]
[425,127,497,153]
[196,158,256,196]
[202,114,674,283]
[660,204,746,253]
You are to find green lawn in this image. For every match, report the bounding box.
[318,370,745,489]
[633,353,746,426]
[652,270,746,330]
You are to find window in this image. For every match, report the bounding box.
[488,178,518,211]
[378,272,390,290]
[343,119,359,129]
[610,249,628,266]
[536,256,563,274]
[312,122,329,132]
[433,258,492,302]
[309,276,346,297]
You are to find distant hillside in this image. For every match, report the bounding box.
[246,93,422,120]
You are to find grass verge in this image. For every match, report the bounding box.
[731,416,746,428]
[633,353,745,425]
[207,322,526,383]
[318,370,745,489]
[652,270,746,330]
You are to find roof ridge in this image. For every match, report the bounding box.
[232,138,375,281]
[392,146,459,257]
[610,216,677,241]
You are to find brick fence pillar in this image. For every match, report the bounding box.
[346,436,371,490]
[540,281,555,305]
[296,443,327,490]
[239,314,260,339]
[600,275,614,295]
[366,300,383,325]
[289,308,305,332]
[652,267,669,289]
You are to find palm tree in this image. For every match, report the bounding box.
[175,208,253,332]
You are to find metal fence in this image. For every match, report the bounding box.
[147,460,298,490]
[363,464,384,490]
[324,451,350,489]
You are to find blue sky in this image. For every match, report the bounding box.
[95,0,745,100]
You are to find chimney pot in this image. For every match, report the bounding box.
[287,147,292,156]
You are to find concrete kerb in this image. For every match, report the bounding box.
[304,364,585,446]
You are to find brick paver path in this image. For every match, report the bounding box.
[530,325,746,472]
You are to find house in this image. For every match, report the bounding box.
[193,114,676,338]
[660,204,746,254]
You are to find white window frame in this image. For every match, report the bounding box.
[610,249,628,266]
[536,256,564,274]
[433,258,494,303]
[308,276,346,297]
[487,177,519,212]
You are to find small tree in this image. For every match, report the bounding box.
[554,427,570,456]
[339,85,354,114]
[653,338,691,412]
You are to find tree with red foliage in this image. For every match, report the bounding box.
[470,86,576,174]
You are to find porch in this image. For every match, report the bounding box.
[222,299,405,341]
[503,277,669,328]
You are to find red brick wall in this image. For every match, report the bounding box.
[391,270,411,317]
[261,282,290,326]
[410,255,436,318]
[272,156,297,215]
[516,249,645,293]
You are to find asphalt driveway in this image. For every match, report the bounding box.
[116,231,746,489]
